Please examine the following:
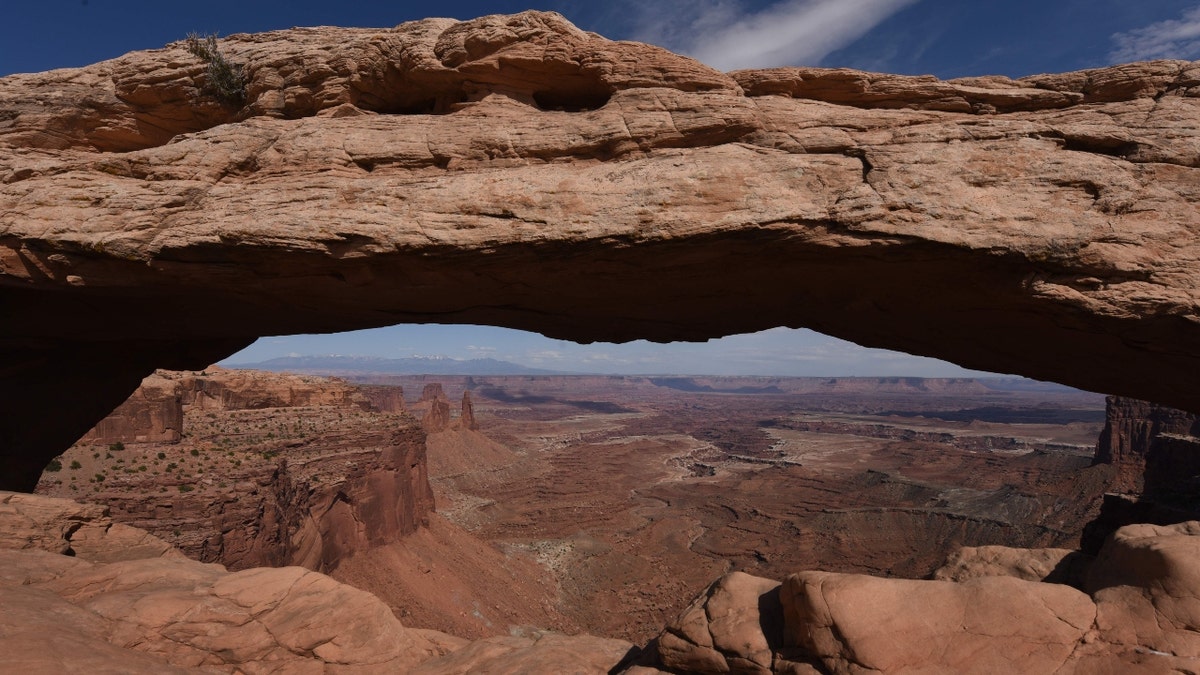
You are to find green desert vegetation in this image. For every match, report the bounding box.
[185,33,246,104]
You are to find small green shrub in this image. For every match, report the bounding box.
[185,32,246,104]
[69,460,82,470]
[109,442,124,452]
[44,458,62,472]
[157,452,167,460]
[178,484,194,493]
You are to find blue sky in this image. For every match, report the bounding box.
[4,2,1197,375]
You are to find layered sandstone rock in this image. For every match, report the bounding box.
[423,399,453,433]
[461,390,477,430]
[1084,396,1200,552]
[0,491,637,674]
[2,11,1199,488]
[1094,396,1200,494]
[0,491,455,672]
[170,366,374,412]
[360,383,408,413]
[0,491,178,562]
[138,421,431,572]
[42,369,435,572]
[77,373,183,445]
[421,384,448,402]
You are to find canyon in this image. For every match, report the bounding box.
[20,366,1200,672]
[2,8,1200,673]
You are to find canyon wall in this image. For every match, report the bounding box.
[0,491,633,673]
[2,11,1199,488]
[77,373,183,445]
[52,370,435,572]
[126,423,434,572]
[1094,396,1200,493]
[359,384,408,413]
[1084,396,1200,552]
[170,367,375,412]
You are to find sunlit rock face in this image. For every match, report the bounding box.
[1,12,1198,490]
[40,369,435,572]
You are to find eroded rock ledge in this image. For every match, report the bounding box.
[10,490,1200,673]
[2,11,1199,488]
[0,492,634,673]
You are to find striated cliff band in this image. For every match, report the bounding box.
[2,11,1200,490]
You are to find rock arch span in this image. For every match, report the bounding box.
[2,11,1198,490]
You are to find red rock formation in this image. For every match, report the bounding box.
[2,12,1199,488]
[460,390,477,430]
[77,373,182,445]
[359,384,407,413]
[422,399,452,433]
[51,368,436,573]
[420,383,447,402]
[1084,396,1200,552]
[170,366,373,411]
[1094,396,1200,493]
[88,421,435,573]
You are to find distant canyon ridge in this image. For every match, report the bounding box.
[1,10,1199,492]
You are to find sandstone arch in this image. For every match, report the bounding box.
[2,11,1198,490]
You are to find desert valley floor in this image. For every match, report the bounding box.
[36,370,1112,644]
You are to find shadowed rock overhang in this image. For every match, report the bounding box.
[1,11,1198,490]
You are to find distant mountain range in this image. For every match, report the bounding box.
[225,355,561,376]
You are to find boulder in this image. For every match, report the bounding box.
[779,571,1095,674]
[1088,521,1200,658]
[933,545,1090,586]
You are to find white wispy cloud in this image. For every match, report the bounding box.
[631,0,918,71]
[1110,6,1200,62]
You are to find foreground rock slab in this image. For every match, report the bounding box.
[0,492,633,674]
[652,522,1200,673]
[1,11,1199,488]
[785,572,1095,673]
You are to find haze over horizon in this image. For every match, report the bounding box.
[6,2,1196,377]
[220,326,999,378]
